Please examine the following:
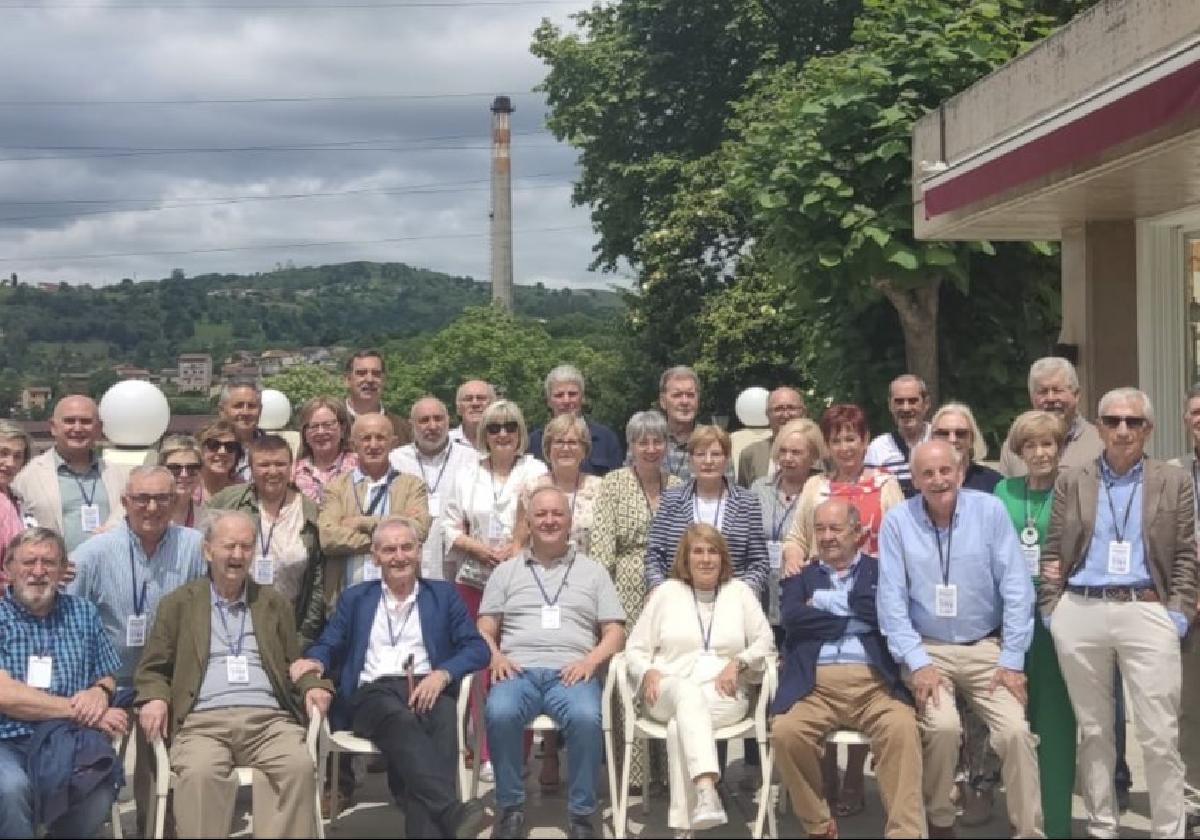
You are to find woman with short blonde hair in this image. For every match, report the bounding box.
[0,419,33,573]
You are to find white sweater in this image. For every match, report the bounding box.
[626,578,775,690]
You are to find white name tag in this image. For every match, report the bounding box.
[80,504,101,533]
[486,518,506,543]
[1022,544,1041,577]
[1108,540,1132,576]
[541,604,561,630]
[252,556,275,585]
[362,561,382,582]
[126,615,147,647]
[27,655,53,689]
[767,541,783,571]
[427,492,441,517]
[934,584,958,618]
[226,655,250,684]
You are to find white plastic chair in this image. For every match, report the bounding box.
[603,651,779,839]
[149,711,324,839]
[108,730,132,839]
[763,728,872,834]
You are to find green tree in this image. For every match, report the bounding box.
[263,365,345,411]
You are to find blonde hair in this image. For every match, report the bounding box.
[1007,410,1065,456]
[931,402,987,462]
[477,400,530,456]
[687,424,732,458]
[771,418,827,465]
[542,414,591,462]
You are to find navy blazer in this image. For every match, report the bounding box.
[305,578,490,730]
[772,555,911,715]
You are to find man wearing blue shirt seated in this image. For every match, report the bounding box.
[1041,387,1195,839]
[877,439,1041,839]
[771,498,922,839]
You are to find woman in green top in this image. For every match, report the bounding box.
[994,409,1075,838]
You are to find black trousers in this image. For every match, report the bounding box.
[351,676,461,838]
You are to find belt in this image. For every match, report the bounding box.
[1065,584,1159,603]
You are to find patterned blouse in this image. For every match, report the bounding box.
[592,467,682,579]
[292,451,359,506]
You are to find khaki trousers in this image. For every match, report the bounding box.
[645,675,749,830]
[907,638,1044,838]
[771,664,924,838]
[1050,594,1185,839]
[169,707,316,839]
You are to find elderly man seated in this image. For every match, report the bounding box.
[0,528,127,839]
[133,510,333,839]
[771,499,923,839]
[479,485,626,840]
[291,516,489,839]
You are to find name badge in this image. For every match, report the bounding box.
[1107,540,1132,576]
[226,655,250,684]
[252,556,275,586]
[767,541,783,571]
[541,604,561,630]
[27,655,53,689]
[486,518,506,544]
[80,504,101,533]
[126,615,148,647]
[427,493,441,517]
[362,561,382,582]
[1021,544,1041,577]
[934,584,958,618]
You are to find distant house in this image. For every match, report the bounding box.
[176,353,212,394]
[112,364,151,381]
[59,373,91,393]
[221,362,260,384]
[301,346,333,365]
[19,387,52,413]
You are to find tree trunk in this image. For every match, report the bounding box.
[873,276,941,406]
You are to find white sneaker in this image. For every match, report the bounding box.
[690,786,727,831]
[478,761,494,783]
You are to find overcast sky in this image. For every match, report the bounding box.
[0,0,620,290]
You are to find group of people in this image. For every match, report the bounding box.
[0,350,1196,840]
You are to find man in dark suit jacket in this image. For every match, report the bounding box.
[293,515,489,839]
[770,498,922,840]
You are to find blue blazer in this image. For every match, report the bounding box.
[771,555,911,715]
[305,578,490,730]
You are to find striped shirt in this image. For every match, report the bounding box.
[67,521,207,686]
[0,592,120,740]
[644,478,769,597]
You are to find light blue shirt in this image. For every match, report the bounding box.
[53,450,110,553]
[1069,457,1153,588]
[877,489,1034,672]
[813,557,870,666]
[67,521,206,686]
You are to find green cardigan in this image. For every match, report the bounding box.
[204,484,326,646]
[133,577,332,735]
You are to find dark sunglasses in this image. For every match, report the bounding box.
[1099,415,1148,430]
[203,439,241,454]
[931,428,972,440]
[164,463,202,476]
[485,421,520,435]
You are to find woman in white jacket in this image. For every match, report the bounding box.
[625,523,775,838]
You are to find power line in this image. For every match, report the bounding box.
[0,90,544,107]
[0,224,592,262]
[0,0,583,7]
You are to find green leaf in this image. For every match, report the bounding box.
[818,250,843,267]
[886,245,920,271]
[924,246,958,266]
[863,226,891,247]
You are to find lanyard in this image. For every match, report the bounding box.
[489,460,513,507]
[418,448,452,495]
[1022,481,1052,530]
[258,510,279,557]
[692,585,719,651]
[74,474,99,507]
[385,599,418,647]
[693,489,725,528]
[355,470,396,515]
[529,560,573,606]
[214,590,249,656]
[128,540,149,616]
[770,478,799,541]
[925,501,955,586]
[1100,459,1139,542]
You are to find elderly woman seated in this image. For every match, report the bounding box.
[625,523,775,838]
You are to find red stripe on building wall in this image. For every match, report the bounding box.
[924,58,1200,218]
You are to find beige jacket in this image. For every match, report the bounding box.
[12,448,129,536]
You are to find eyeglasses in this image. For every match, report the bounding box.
[485,421,519,435]
[164,463,201,476]
[305,421,340,433]
[203,439,240,454]
[932,428,972,440]
[550,439,582,449]
[1099,415,1148,430]
[128,493,174,507]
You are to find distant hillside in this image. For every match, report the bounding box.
[0,262,625,378]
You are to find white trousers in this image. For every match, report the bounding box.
[1050,593,1185,839]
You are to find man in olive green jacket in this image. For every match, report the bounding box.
[134,510,334,839]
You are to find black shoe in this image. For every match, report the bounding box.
[494,806,526,840]
[448,799,485,839]
[567,814,596,839]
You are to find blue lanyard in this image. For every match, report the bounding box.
[385,599,418,647]
[419,449,451,494]
[74,474,99,507]
[214,591,249,656]
[529,560,573,606]
[128,540,149,616]
[692,585,720,651]
[355,470,396,515]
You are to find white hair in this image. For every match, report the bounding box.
[1028,357,1079,396]
[544,364,585,398]
[1097,387,1155,425]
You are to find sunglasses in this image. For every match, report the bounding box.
[485,421,520,435]
[1099,415,1148,430]
[931,428,972,440]
[164,463,202,476]
[203,439,241,454]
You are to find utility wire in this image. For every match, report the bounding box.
[0,91,543,107]
[0,1,583,8]
[0,128,550,152]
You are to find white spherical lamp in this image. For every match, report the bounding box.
[260,389,292,431]
[99,380,170,448]
[734,387,770,428]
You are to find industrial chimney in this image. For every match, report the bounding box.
[489,95,514,311]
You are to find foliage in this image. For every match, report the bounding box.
[263,365,347,411]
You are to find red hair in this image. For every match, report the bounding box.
[819,403,869,443]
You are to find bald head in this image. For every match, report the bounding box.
[911,439,962,514]
[352,412,396,477]
[767,387,806,433]
[50,395,101,464]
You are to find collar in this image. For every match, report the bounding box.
[382,580,419,610]
[2,587,62,622]
[681,476,730,502]
[1099,454,1145,482]
[122,520,172,559]
[916,492,961,530]
[346,399,384,419]
[209,579,248,609]
[353,465,393,485]
[52,448,100,475]
[817,553,862,579]
[524,542,576,569]
[414,441,451,462]
[1066,415,1086,442]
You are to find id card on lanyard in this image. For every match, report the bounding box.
[530,559,572,630]
[253,514,279,586]
[127,540,150,647]
[1101,461,1139,576]
[929,502,957,618]
[215,591,250,684]
[76,474,101,533]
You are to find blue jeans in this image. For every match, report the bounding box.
[0,735,116,838]
[485,667,603,816]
